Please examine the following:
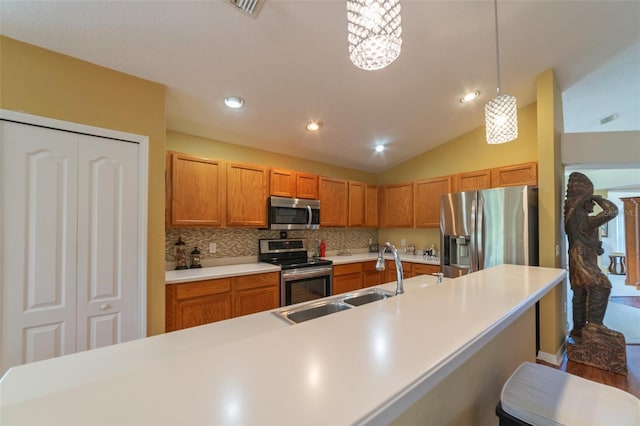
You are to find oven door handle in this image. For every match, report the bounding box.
[282,268,332,280]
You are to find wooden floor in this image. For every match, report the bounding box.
[611,296,640,309]
[539,345,640,399]
[539,295,640,399]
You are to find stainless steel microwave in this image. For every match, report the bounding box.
[268,196,320,230]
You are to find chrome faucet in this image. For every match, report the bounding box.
[376,242,404,295]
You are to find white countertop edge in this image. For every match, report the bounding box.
[165,254,440,284]
[165,263,280,284]
[357,266,566,425]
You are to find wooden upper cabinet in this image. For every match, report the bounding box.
[319,177,348,227]
[413,176,452,228]
[296,172,319,199]
[269,168,296,198]
[226,163,268,227]
[380,183,413,227]
[454,169,491,193]
[364,185,378,227]
[491,162,538,188]
[269,169,318,199]
[167,152,225,227]
[348,181,365,227]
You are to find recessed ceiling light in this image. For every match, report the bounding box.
[375,145,385,153]
[460,91,480,103]
[224,96,244,109]
[306,121,322,131]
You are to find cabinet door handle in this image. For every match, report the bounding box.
[100,303,110,310]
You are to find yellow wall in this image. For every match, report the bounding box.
[0,36,167,336]
[536,68,568,358]
[378,102,538,185]
[377,102,538,251]
[167,130,377,184]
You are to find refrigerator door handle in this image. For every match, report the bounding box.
[476,194,484,271]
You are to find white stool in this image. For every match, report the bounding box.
[496,362,640,426]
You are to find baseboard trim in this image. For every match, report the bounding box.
[537,338,567,366]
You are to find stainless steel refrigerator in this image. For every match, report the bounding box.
[440,186,538,278]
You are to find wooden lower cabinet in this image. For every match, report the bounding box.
[385,260,412,283]
[412,263,440,277]
[166,272,279,331]
[363,260,384,287]
[333,263,363,295]
[234,272,280,317]
[171,294,232,331]
[166,278,232,332]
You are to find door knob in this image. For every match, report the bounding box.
[100,303,110,310]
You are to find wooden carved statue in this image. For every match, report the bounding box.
[564,172,626,374]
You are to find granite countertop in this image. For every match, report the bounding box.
[2,265,566,425]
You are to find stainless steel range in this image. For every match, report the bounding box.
[258,238,333,306]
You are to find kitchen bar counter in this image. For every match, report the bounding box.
[2,264,565,425]
[165,252,439,284]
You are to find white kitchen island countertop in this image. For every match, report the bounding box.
[2,264,566,425]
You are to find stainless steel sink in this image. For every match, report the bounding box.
[275,300,353,325]
[342,289,394,306]
[273,288,395,325]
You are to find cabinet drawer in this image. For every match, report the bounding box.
[362,260,379,272]
[334,263,363,276]
[235,286,280,317]
[176,278,231,300]
[333,273,362,295]
[176,294,232,329]
[234,272,279,291]
[413,264,440,276]
[385,260,412,273]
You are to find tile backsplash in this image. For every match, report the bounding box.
[165,227,379,269]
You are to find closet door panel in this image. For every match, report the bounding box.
[1,121,78,372]
[76,136,139,350]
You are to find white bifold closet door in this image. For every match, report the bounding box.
[1,120,141,374]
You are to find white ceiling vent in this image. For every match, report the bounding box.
[228,0,264,18]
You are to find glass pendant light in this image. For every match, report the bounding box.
[485,0,518,144]
[347,0,402,71]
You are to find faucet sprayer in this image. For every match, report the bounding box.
[376,242,404,295]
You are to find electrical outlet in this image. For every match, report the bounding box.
[209,243,217,254]
[555,244,560,257]
[401,238,406,247]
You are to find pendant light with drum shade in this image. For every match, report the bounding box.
[347,0,402,71]
[485,0,518,144]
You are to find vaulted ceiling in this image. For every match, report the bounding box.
[1,0,638,172]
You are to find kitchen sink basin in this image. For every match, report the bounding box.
[273,288,396,325]
[342,289,395,306]
[275,300,353,324]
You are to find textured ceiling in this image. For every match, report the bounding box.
[1,0,639,173]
